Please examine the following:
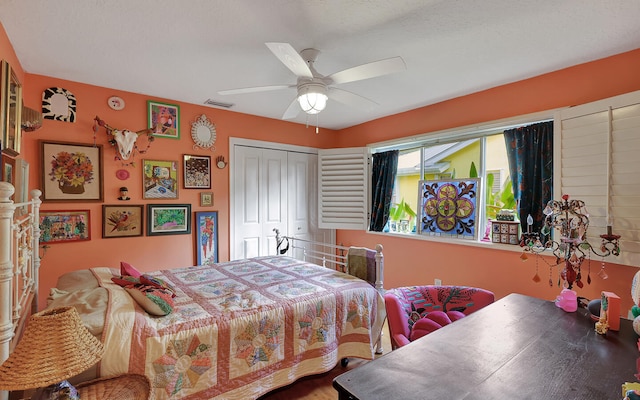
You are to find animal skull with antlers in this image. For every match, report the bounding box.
[94,116,156,164]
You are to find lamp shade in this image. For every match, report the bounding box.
[21,105,43,132]
[297,82,327,114]
[0,306,104,391]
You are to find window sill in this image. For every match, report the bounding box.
[367,230,525,254]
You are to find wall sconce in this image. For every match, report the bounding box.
[21,105,43,132]
[520,194,620,289]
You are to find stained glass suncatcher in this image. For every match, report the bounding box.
[419,179,479,239]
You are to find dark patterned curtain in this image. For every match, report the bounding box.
[504,121,553,234]
[369,150,399,232]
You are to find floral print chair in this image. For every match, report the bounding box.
[384,285,495,349]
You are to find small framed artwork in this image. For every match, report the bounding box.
[102,204,144,238]
[39,210,91,244]
[40,140,104,202]
[147,204,191,236]
[148,100,180,139]
[200,191,214,207]
[195,211,218,264]
[13,158,29,215]
[1,152,15,186]
[142,159,179,199]
[183,154,211,189]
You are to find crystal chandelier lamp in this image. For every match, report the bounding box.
[520,194,620,289]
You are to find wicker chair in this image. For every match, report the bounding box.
[384,285,495,349]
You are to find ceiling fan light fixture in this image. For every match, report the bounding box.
[297,82,327,114]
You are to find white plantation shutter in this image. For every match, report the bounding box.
[556,90,640,267]
[318,147,370,230]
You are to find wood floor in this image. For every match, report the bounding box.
[259,321,392,400]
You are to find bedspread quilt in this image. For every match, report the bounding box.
[92,256,385,400]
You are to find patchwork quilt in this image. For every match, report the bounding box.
[92,256,385,399]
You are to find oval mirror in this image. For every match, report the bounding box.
[191,114,216,150]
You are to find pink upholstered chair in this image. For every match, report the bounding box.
[384,285,495,349]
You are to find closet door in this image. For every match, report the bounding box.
[232,146,287,259]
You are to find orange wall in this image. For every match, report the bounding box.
[18,75,336,307]
[335,48,640,315]
[3,20,640,315]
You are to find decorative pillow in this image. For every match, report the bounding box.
[409,310,466,341]
[120,261,142,278]
[125,284,174,316]
[140,274,176,298]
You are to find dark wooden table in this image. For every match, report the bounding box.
[334,293,639,399]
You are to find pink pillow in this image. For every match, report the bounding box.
[409,311,466,341]
[121,261,141,278]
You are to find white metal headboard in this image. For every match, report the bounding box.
[273,228,384,295]
[0,182,41,400]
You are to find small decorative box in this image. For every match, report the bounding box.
[491,220,520,245]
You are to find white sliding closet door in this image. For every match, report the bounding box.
[232,145,288,259]
[231,140,333,261]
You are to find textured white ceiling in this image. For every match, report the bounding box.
[1,0,640,130]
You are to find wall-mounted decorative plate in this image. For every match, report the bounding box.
[108,96,125,110]
[116,169,130,180]
[42,87,77,122]
[191,114,216,151]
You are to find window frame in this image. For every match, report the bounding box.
[365,109,557,250]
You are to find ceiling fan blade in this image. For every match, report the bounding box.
[218,84,292,95]
[327,87,378,111]
[327,56,406,85]
[282,97,300,120]
[265,42,313,79]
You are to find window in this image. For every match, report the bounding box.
[384,133,513,241]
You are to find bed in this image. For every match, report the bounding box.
[0,182,386,400]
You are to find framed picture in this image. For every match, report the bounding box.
[183,154,211,189]
[142,159,179,199]
[147,204,191,236]
[39,210,91,244]
[195,211,218,264]
[200,191,214,207]
[148,100,180,139]
[13,158,29,214]
[1,60,22,156]
[40,140,104,202]
[102,204,144,238]
[1,152,14,187]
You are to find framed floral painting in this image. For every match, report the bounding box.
[39,210,91,244]
[40,140,103,202]
[195,211,218,264]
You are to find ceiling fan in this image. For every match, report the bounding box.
[218,42,406,120]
